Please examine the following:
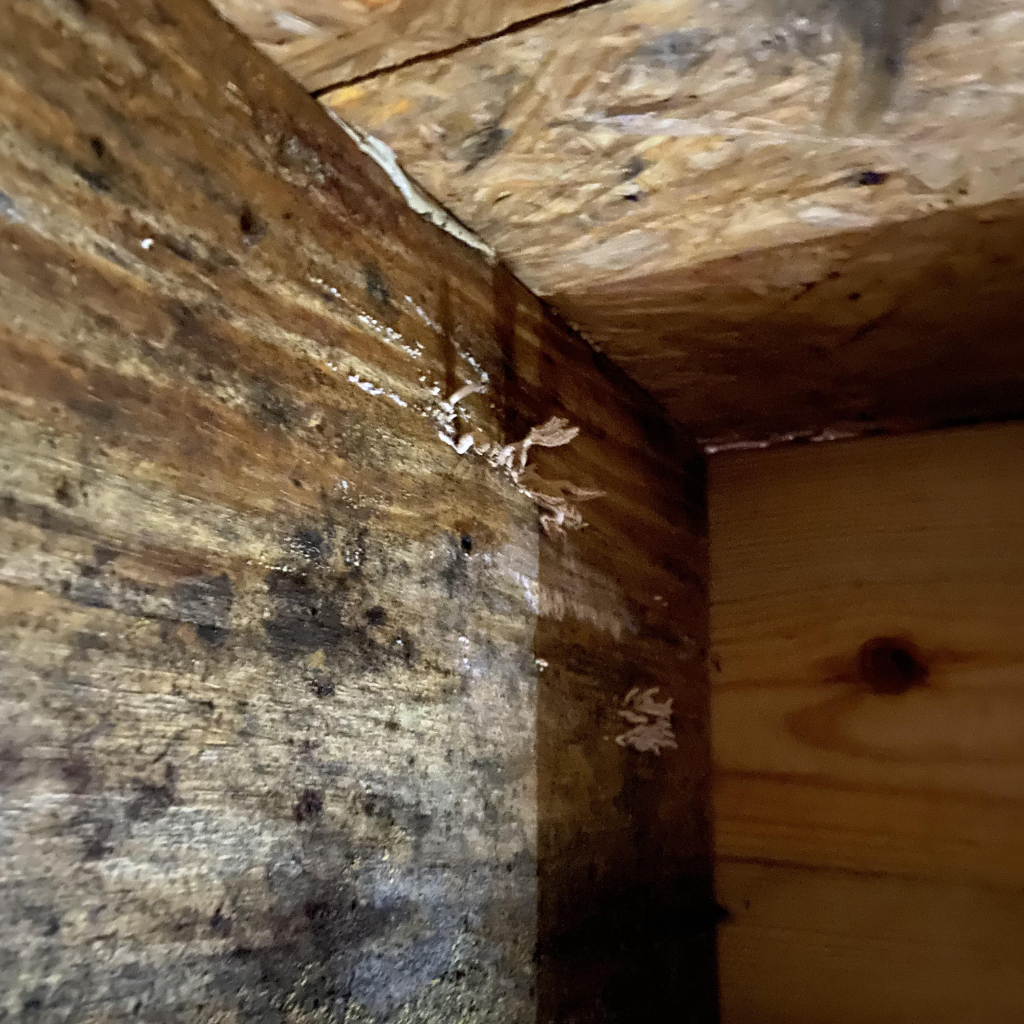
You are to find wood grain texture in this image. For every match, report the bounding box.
[211,0,575,90]
[322,0,1024,443]
[709,423,1024,1024]
[0,0,714,1019]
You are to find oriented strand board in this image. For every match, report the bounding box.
[323,0,1024,443]
[212,0,574,89]
[709,423,1024,1024]
[0,0,714,1019]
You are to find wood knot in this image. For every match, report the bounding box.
[856,636,928,695]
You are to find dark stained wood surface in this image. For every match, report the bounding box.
[0,0,714,1020]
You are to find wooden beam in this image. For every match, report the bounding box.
[0,0,714,1019]
[319,0,1024,443]
[710,423,1024,1024]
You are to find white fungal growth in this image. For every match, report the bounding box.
[615,687,677,755]
[348,373,385,396]
[439,432,474,454]
[272,9,319,34]
[329,113,495,259]
[445,380,485,410]
[437,414,604,535]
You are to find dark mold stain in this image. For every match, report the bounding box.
[633,29,714,73]
[462,125,510,172]
[88,137,106,159]
[363,262,392,309]
[855,169,889,185]
[60,757,93,794]
[72,163,112,193]
[623,155,647,181]
[309,677,336,699]
[290,527,329,564]
[264,570,350,659]
[239,203,267,246]
[439,533,470,598]
[365,605,387,626]
[172,573,233,639]
[218,836,424,1023]
[125,763,177,823]
[210,907,234,938]
[196,623,229,645]
[54,478,77,507]
[294,788,325,823]
[78,816,117,861]
[0,743,27,789]
[263,567,416,682]
[856,635,929,695]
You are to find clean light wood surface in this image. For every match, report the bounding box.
[711,422,1024,1024]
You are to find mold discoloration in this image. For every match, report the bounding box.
[462,125,510,172]
[632,28,715,72]
[363,261,392,308]
[0,0,710,1019]
[439,532,471,599]
[294,787,325,822]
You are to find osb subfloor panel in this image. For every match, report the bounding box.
[317,0,1024,443]
[215,0,576,90]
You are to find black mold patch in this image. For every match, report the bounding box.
[125,763,177,823]
[196,623,229,645]
[54,478,77,507]
[623,155,647,181]
[263,569,413,682]
[439,533,470,599]
[363,262,392,309]
[72,163,112,193]
[633,29,714,73]
[172,573,233,636]
[264,570,352,659]
[365,605,387,626]
[239,204,267,246]
[462,125,510,171]
[210,907,233,938]
[218,842,414,1022]
[855,169,889,185]
[290,528,329,565]
[294,788,324,823]
[60,757,93,794]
